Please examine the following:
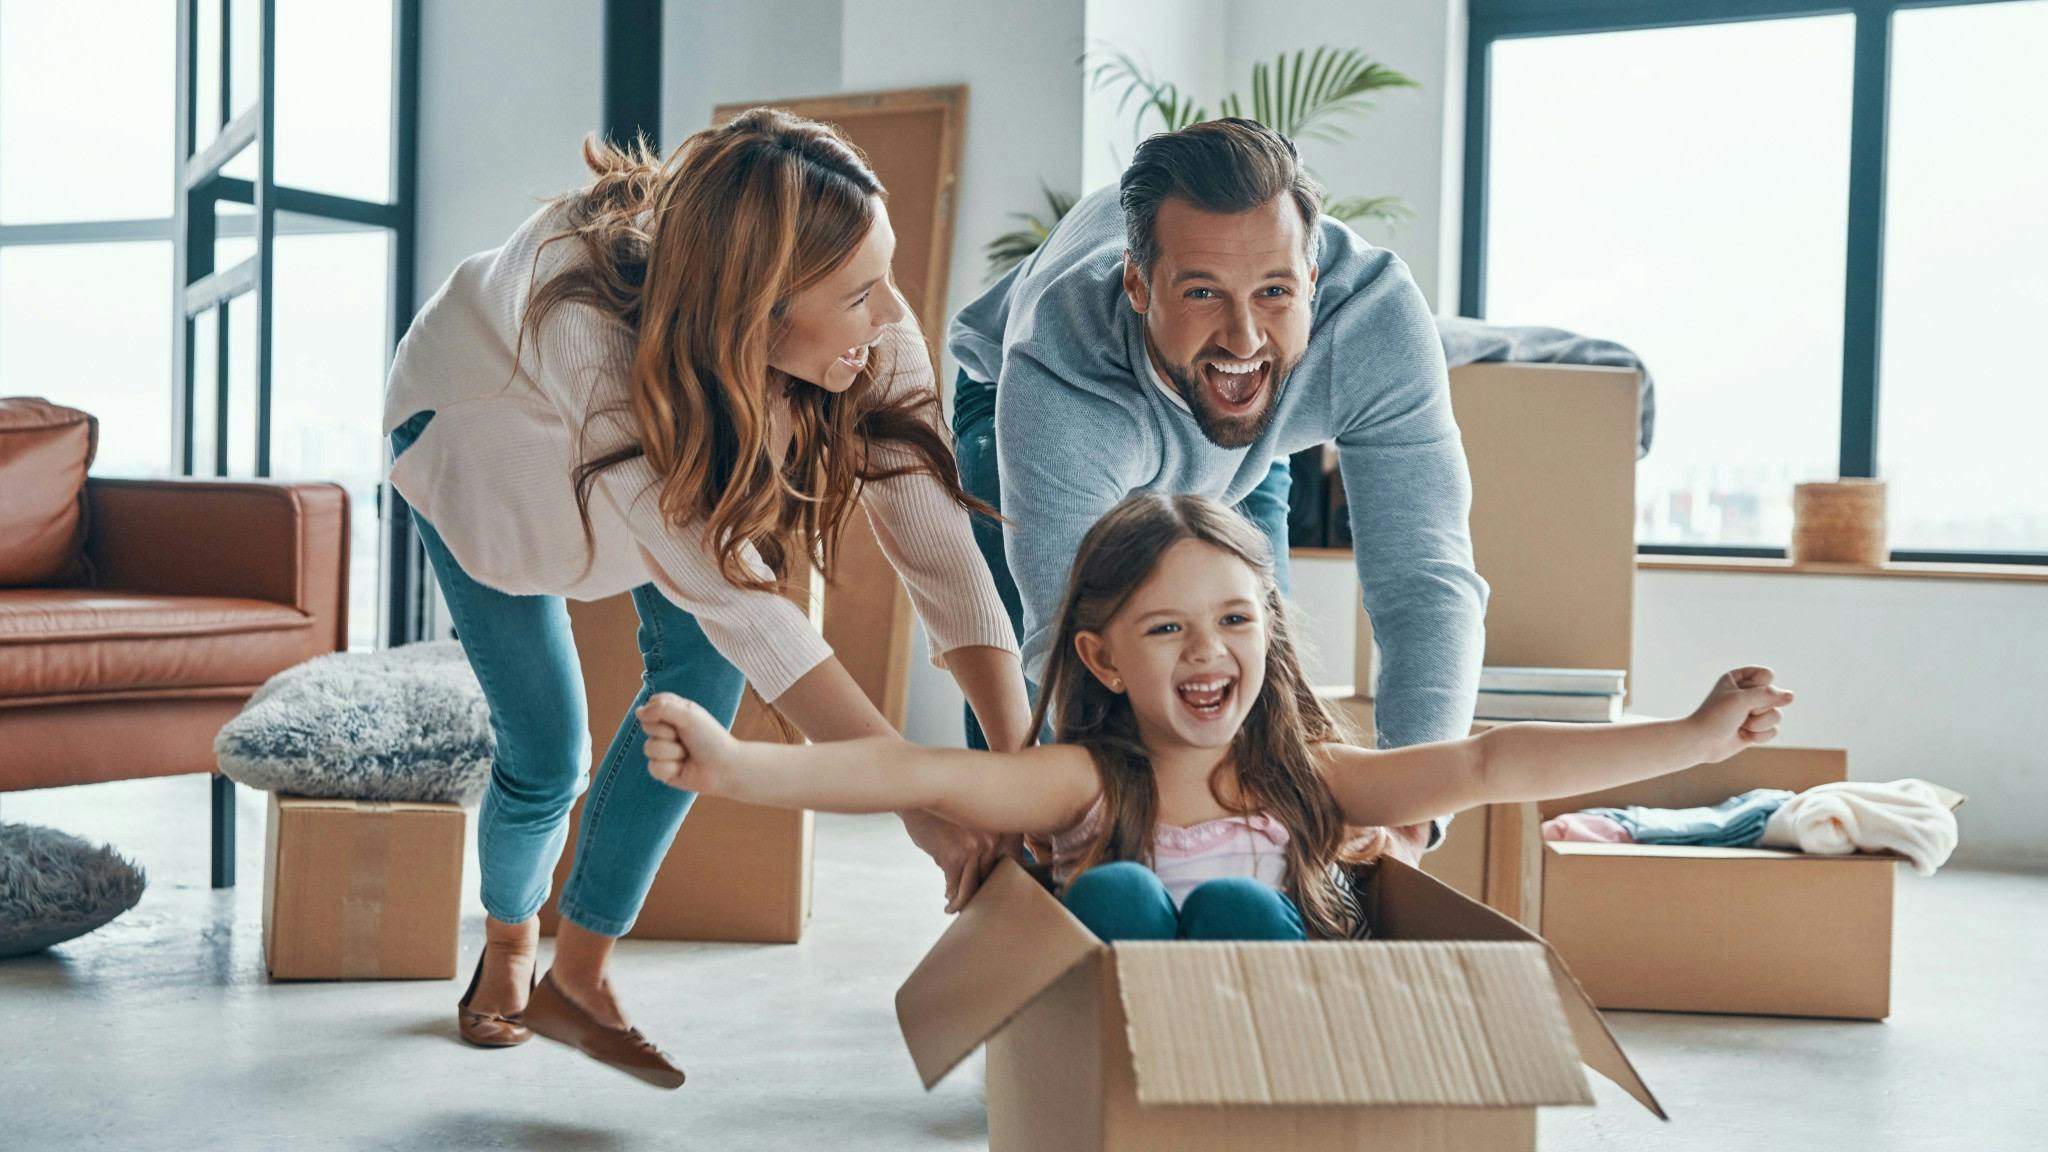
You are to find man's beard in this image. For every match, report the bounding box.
[1149,333,1292,450]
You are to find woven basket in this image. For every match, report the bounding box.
[1792,479,1887,566]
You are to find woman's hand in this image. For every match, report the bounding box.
[1686,666,1797,763]
[638,692,743,795]
[899,810,1017,914]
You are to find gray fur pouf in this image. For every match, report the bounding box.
[215,641,494,805]
[0,824,147,958]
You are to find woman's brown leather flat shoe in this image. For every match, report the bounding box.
[523,971,686,1089]
[457,944,534,1049]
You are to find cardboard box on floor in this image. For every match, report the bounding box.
[1536,743,1963,1020]
[263,793,464,980]
[535,589,815,944]
[896,858,1663,1152]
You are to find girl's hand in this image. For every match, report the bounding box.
[1686,666,1797,763]
[637,692,741,794]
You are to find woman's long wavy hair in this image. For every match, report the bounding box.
[1027,494,1373,940]
[520,108,986,591]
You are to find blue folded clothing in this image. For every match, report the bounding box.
[1585,788,1795,848]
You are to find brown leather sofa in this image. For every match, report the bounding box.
[0,475,350,888]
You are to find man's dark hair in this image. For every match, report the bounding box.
[1119,118,1323,280]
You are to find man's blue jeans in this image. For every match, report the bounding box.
[951,370,1293,749]
[1063,862,1308,941]
[391,410,746,935]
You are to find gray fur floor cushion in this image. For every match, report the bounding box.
[0,824,147,958]
[216,641,494,805]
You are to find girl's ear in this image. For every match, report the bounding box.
[1074,630,1125,694]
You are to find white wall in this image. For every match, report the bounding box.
[1281,561,2048,869]
[662,0,842,138]
[1222,0,1463,311]
[1633,571,2048,869]
[414,0,603,296]
[839,0,1090,747]
[414,0,604,638]
[1081,0,1229,195]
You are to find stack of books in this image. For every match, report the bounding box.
[1475,667,1627,723]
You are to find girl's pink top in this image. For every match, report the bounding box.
[1047,795,1292,906]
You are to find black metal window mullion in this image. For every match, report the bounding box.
[253,0,276,479]
[1838,0,1891,480]
[385,0,427,648]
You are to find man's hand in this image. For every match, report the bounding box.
[900,809,1010,913]
[1379,821,1434,867]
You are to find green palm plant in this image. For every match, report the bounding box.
[984,183,1078,281]
[986,44,1419,280]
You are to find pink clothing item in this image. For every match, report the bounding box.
[1542,812,1634,843]
[383,203,1016,700]
[1048,796,1293,907]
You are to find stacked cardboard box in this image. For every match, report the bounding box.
[263,793,465,980]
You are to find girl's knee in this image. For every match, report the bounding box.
[1062,863,1176,941]
[1180,878,1307,941]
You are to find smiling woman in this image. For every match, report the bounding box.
[378,107,1030,1085]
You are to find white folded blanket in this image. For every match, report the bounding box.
[1759,778,1962,876]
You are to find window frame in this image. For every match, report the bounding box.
[1462,0,2047,565]
[172,0,422,646]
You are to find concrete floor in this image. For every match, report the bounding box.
[1,776,2041,1151]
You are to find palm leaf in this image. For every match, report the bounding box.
[1246,46,1417,143]
[984,183,1078,281]
[1084,48,1206,138]
[1322,194,1411,229]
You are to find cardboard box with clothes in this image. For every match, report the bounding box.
[1536,744,1965,1020]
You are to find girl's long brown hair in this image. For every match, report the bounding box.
[520,109,986,591]
[1027,494,1372,939]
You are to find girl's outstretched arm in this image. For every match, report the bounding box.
[636,692,1101,837]
[1317,666,1797,829]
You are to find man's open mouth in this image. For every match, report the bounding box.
[1199,358,1270,413]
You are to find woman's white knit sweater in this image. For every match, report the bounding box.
[383,203,1016,700]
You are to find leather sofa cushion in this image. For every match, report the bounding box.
[0,398,97,587]
[0,589,312,703]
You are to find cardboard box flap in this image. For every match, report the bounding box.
[1545,841,1913,863]
[1114,940,1592,1108]
[1368,858,1668,1120]
[895,858,1101,1090]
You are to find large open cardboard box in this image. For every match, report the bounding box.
[1536,744,1957,1020]
[896,857,1663,1151]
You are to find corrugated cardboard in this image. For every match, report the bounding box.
[896,858,1662,1151]
[1449,363,1639,690]
[1343,363,1640,709]
[1537,744,1935,1019]
[262,793,464,980]
[535,590,814,944]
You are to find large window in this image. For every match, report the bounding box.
[0,1,417,647]
[1466,0,2048,562]
[0,2,178,477]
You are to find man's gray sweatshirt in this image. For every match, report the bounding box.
[949,185,1489,752]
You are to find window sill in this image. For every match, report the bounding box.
[1290,547,2048,585]
[1637,555,2048,585]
